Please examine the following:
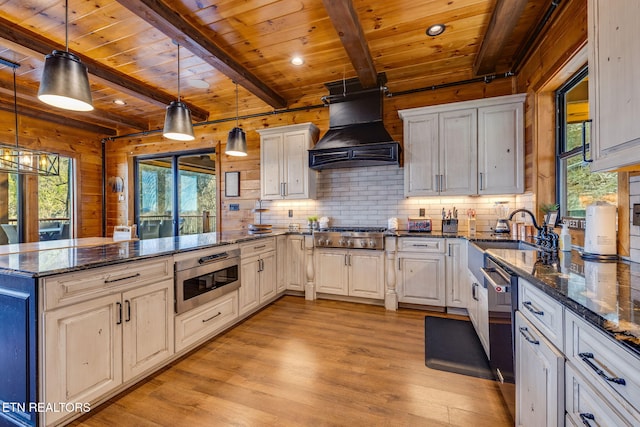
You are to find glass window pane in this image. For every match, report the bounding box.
[138,157,173,240]
[563,154,617,217]
[178,154,216,235]
[38,157,72,241]
[0,173,19,244]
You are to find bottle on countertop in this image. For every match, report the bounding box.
[559,223,571,252]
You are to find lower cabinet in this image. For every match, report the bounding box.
[515,311,564,427]
[315,249,384,299]
[285,235,306,291]
[239,239,277,316]
[467,269,489,357]
[397,251,445,306]
[43,279,174,426]
[445,239,467,309]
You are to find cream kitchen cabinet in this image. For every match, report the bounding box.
[315,249,384,299]
[398,94,526,197]
[285,234,306,291]
[396,239,446,306]
[258,122,319,200]
[43,273,173,426]
[588,0,640,171]
[445,239,467,310]
[276,235,287,293]
[239,238,277,315]
[477,101,524,194]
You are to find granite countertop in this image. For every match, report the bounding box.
[486,248,640,357]
[0,230,288,277]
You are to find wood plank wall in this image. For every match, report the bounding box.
[0,110,103,241]
[104,79,514,234]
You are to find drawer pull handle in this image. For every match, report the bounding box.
[579,412,595,426]
[105,272,141,284]
[578,352,626,385]
[254,245,266,250]
[523,301,544,316]
[412,244,433,248]
[202,312,222,323]
[518,326,539,345]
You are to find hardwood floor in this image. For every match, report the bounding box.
[70,296,512,426]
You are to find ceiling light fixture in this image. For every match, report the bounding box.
[0,57,60,176]
[225,82,247,157]
[113,99,126,106]
[426,24,446,37]
[37,0,93,111]
[163,43,195,141]
[291,56,304,66]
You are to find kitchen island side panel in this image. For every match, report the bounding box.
[0,273,37,427]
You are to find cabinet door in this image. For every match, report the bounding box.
[477,102,524,194]
[439,108,477,195]
[260,134,284,199]
[259,251,277,303]
[315,249,349,295]
[286,235,305,291]
[467,271,480,330]
[445,239,467,309]
[397,253,445,306]
[349,250,384,299]
[44,294,123,425]
[276,235,287,293]
[283,131,309,199]
[477,284,490,358]
[404,114,439,197]
[122,280,174,382]
[239,256,261,315]
[589,0,640,171]
[515,312,564,427]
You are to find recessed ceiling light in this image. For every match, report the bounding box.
[291,56,304,66]
[426,24,446,37]
[113,99,126,106]
[187,79,210,89]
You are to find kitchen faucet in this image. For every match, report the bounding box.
[508,208,559,252]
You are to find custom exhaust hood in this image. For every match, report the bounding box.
[308,74,400,170]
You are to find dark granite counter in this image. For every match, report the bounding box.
[486,248,640,357]
[0,230,288,277]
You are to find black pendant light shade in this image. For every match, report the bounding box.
[38,51,93,112]
[226,127,247,156]
[163,100,195,141]
[225,82,247,156]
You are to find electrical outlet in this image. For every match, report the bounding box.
[419,208,425,217]
[229,204,240,211]
[633,204,640,226]
[288,209,293,218]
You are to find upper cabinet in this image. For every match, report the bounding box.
[258,123,319,200]
[588,0,640,171]
[399,94,526,197]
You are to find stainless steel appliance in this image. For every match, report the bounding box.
[175,247,240,314]
[494,201,511,233]
[482,256,518,421]
[313,227,386,250]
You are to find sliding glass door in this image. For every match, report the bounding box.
[135,151,217,240]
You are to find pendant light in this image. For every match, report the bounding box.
[225,82,247,156]
[37,0,93,112]
[163,43,195,141]
[0,57,60,176]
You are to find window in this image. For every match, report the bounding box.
[38,156,73,240]
[135,151,217,240]
[556,67,617,217]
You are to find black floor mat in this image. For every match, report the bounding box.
[424,316,494,380]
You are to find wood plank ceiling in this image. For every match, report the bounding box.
[0,0,550,137]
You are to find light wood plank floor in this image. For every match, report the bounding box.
[70,296,512,426]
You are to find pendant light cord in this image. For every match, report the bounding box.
[13,67,18,148]
[235,82,239,127]
[65,0,69,52]
[177,44,181,102]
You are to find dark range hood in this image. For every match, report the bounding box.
[308,75,400,170]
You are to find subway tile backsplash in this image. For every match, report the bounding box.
[257,165,535,233]
[630,174,640,260]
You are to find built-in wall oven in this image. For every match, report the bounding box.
[481,256,517,421]
[175,247,240,314]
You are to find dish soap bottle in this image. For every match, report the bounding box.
[559,223,571,252]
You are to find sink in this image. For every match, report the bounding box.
[470,240,537,251]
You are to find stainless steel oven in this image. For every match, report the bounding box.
[175,247,240,314]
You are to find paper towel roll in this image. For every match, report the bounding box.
[584,202,617,255]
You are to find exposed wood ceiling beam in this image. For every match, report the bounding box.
[116,0,287,109]
[473,0,529,75]
[322,0,378,88]
[0,79,149,132]
[0,95,116,136]
[0,16,209,122]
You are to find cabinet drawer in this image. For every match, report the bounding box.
[42,257,173,310]
[565,309,640,414]
[398,238,444,253]
[518,278,564,350]
[175,290,239,352]
[240,237,276,257]
[565,362,639,427]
